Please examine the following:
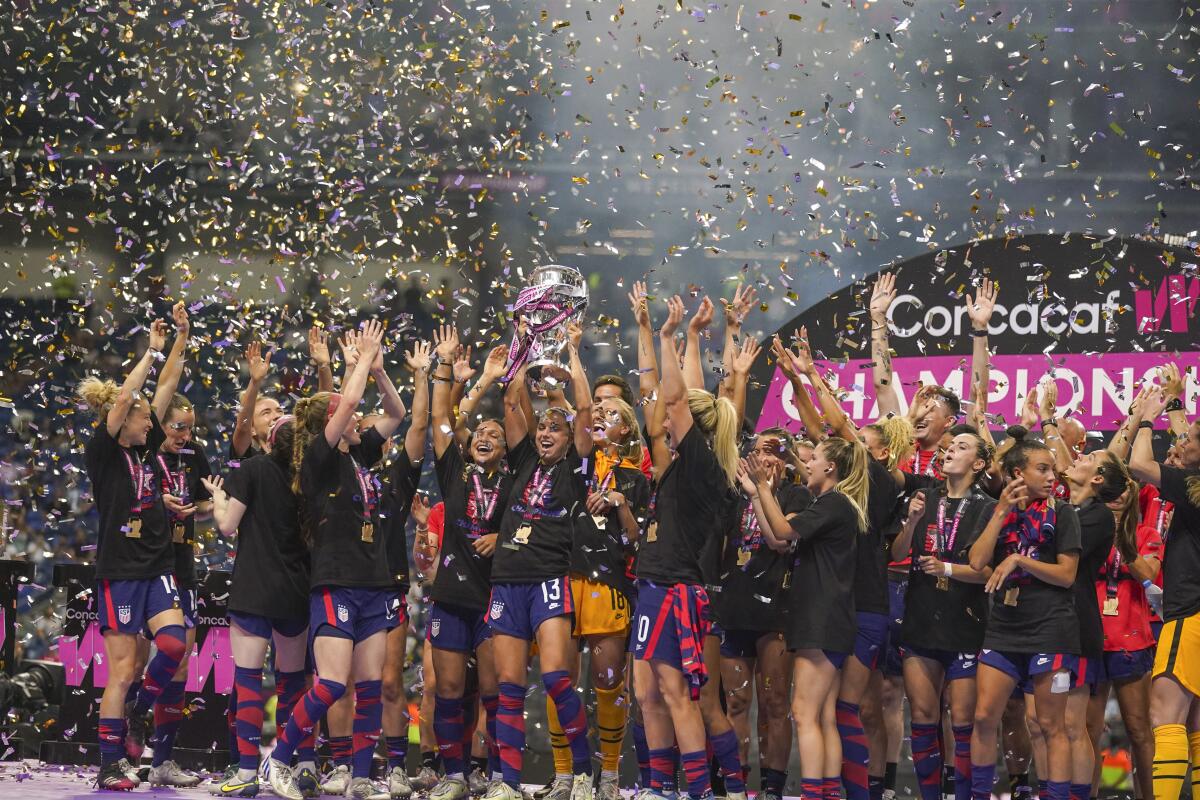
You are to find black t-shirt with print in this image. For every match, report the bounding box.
[1072,499,1116,658]
[718,482,813,632]
[1156,466,1200,622]
[785,490,860,653]
[155,445,213,589]
[382,453,423,592]
[302,427,392,589]
[85,416,175,581]
[224,455,311,620]
[492,437,589,584]
[432,444,511,611]
[853,461,899,615]
[569,456,650,599]
[983,500,1083,654]
[899,484,996,654]
[637,427,739,586]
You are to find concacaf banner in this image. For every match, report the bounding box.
[751,233,1200,435]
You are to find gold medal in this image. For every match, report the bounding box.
[127,518,143,539]
[1102,596,1119,616]
[645,522,658,542]
[361,522,374,543]
[737,549,751,567]
[591,515,608,530]
[1003,586,1020,607]
[513,525,532,545]
[936,575,950,591]
[172,523,186,544]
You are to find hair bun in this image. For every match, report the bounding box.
[1005,425,1028,442]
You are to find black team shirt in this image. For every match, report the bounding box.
[492,437,588,584]
[784,490,860,654]
[302,427,392,589]
[1155,465,1200,622]
[638,427,738,586]
[570,454,650,600]
[381,452,423,592]
[1071,499,1115,659]
[85,415,175,580]
[855,461,901,616]
[433,444,511,611]
[155,444,213,590]
[223,455,311,620]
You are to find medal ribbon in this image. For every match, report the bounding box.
[121,450,147,517]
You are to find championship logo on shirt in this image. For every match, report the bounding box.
[430,619,441,638]
[490,600,504,620]
[118,605,132,625]
[338,604,350,623]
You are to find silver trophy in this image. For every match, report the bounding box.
[507,264,589,387]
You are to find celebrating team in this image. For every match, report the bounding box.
[74,274,1200,800]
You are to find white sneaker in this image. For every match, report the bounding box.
[116,758,142,787]
[322,764,353,795]
[431,776,471,800]
[544,776,574,800]
[346,776,393,800]
[598,774,621,800]
[148,759,202,787]
[388,765,414,799]
[262,757,304,800]
[569,774,594,800]
[482,782,526,800]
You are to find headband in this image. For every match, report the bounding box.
[268,415,295,447]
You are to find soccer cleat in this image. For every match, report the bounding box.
[209,774,261,797]
[346,776,393,800]
[542,776,573,800]
[759,790,783,800]
[725,792,747,800]
[533,778,561,799]
[295,766,321,798]
[431,776,472,800]
[569,774,595,800]
[123,702,149,761]
[96,762,137,791]
[149,759,202,787]
[115,758,142,787]
[413,765,442,792]
[468,767,489,796]
[482,782,526,800]
[597,774,621,800]
[321,764,353,795]
[388,766,415,799]
[261,757,303,800]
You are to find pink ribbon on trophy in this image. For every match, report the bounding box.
[503,282,586,383]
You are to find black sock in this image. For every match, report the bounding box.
[884,762,898,792]
[762,768,787,793]
[710,756,726,796]
[1010,773,1032,799]
[472,756,488,774]
[941,763,955,795]
[421,751,437,770]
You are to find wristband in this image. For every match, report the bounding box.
[1040,418,1058,429]
[970,329,989,337]
[1166,398,1184,412]
[1138,421,1155,430]
[943,562,953,578]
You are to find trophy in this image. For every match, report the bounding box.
[505,264,589,387]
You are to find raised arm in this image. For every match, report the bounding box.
[403,341,432,463]
[773,334,825,442]
[684,296,713,391]
[370,331,407,441]
[737,458,793,553]
[337,331,359,390]
[965,278,995,430]
[503,365,530,450]
[728,336,763,428]
[1109,385,1150,461]
[108,319,169,437]
[326,322,382,447]
[201,475,245,537]
[232,341,271,456]
[889,490,926,560]
[869,273,901,418]
[1160,363,1190,439]
[1129,389,1168,488]
[566,322,594,455]
[796,326,858,441]
[152,302,189,422]
[720,283,757,395]
[430,324,461,457]
[660,295,693,446]
[309,325,335,394]
[1037,382,1076,474]
[629,281,661,410]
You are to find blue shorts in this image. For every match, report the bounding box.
[1103,648,1155,683]
[229,612,309,640]
[630,580,712,671]
[429,602,492,653]
[1074,656,1105,692]
[904,645,979,681]
[1151,619,1164,643]
[488,578,574,641]
[720,628,777,659]
[311,587,396,644]
[979,650,1078,692]
[388,592,410,630]
[852,611,890,671]
[884,574,907,677]
[97,576,181,637]
[180,588,198,630]
[824,649,849,670]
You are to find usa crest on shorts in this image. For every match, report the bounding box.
[430,619,441,638]
[338,604,350,623]
[490,600,504,620]
[118,605,132,625]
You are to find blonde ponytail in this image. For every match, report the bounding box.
[686,388,739,488]
[76,377,120,415]
[876,415,915,470]
[822,437,870,533]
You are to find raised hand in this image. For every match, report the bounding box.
[736,458,760,498]
[1160,362,1185,402]
[906,491,927,524]
[148,319,170,352]
[1140,387,1170,421]
[358,320,385,366]
[1038,380,1058,420]
[732,337,763,376]
[688,296,715,335]
[661,295,686,338]
[790,326,815,375]
[433,323,459,363]
[1020,388,1040,429]
[567,321,584,350]
[998,476,1028,514]
[308,326,331,367]
[869,273,897,323]
[405,341,433,373]
[338,331,359,370]
[771,336,796,381]
[628,280,651,328]
[410,493,431,526]
[200,475,225,500]
[965,278,998,331]
[452,345,476,383]
[171,302,190,338]
[246,340,272,382]
[745,452,772,486]
[722,283,758,328]
[482,346,510,382]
